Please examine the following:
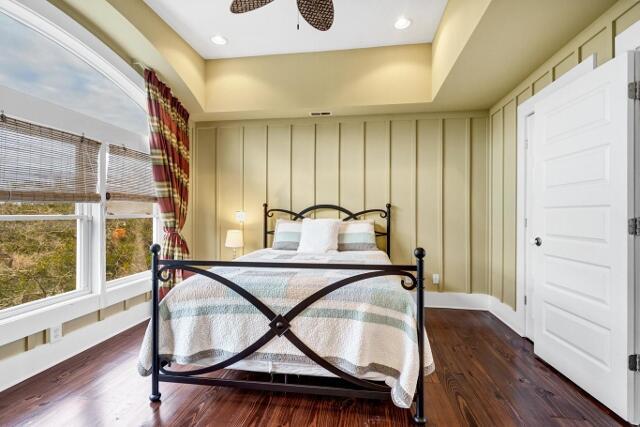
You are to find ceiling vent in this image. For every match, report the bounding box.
[309,111,332,117]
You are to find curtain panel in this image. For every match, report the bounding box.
[145,69,190,296]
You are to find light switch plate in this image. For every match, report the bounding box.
[432,273,440,286]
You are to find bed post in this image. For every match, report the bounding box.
[413,247,426,425]
[385,203,391,258]
[149,243,162,402]
[263,203,268,248]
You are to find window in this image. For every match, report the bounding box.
[105,145,157,284]
[106,202,155,282]
[0,12,148,137]
[0,202,82,311]
[0,3,155,318]
[0,115,157,311]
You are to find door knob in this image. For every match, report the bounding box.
[531,237,542,247]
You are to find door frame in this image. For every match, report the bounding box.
[616,20,640,426]
[516,55,596,339]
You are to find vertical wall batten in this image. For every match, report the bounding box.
[465,118,472,294]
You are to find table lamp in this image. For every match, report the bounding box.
[225,229,244,259]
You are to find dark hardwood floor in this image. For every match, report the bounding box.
[0,309,627,426]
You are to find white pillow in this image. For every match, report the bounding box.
[297,218,341,253]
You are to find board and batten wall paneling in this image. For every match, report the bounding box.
[470,118,489,295]
[315,123,340,218]
[442,118,470,293]
[502,101,517,308]
[487,0,640,309]
[193,112,489,299]
[390,120,416,265]
[216,127,243,260]
[243,126,267,254]
[416,119,443,291]
[291,124,316,212]
[266,124,292,238]
[339,122,365,216]
[490,110,504,301]
[364,121,391,253]
[192,127,216,259]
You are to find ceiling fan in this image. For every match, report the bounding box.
[230,0,334,31]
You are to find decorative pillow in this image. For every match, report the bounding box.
[297,218,341,253]
[272,219,302,250]
[338,220,378,251]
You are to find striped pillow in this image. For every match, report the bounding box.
[272,219,302,250]
[338,220,377,251]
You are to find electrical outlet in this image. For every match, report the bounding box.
[432,273,440,286]
[47,324,63,343]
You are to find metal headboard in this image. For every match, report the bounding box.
[263,203,392,257]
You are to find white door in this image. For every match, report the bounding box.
[532,52,635,420]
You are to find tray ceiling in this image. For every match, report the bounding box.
[143,0,447,59]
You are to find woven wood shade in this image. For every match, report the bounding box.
[106,145,156,203]
[0,114,101,203]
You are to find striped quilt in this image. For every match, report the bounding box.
[138,249,435,408]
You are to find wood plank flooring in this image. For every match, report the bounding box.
[0,309,628,426]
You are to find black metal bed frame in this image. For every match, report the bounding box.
[148,204,427,424]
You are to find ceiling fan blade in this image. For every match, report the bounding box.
[297,0,334,31]
[230,0,275,14]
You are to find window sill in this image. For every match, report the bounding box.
[0,272,151,347]
[105,271,151,306]
[0,292,99,347]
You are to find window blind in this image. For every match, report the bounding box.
[106,145,156,203]
[0,114,101,203]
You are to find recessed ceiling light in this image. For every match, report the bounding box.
[394,17,412,30]
[210,35,227,45]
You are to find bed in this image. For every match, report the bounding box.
[139,204,433,424]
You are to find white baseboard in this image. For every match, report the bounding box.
[425,291,490,310]
[0,301,150,393]
[424,291,525,337]
[488,296,524,336]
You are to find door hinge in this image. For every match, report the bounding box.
[628,218,640,236]
[629,82,640,100]
[629,354,640,372]
[524,295,528,305]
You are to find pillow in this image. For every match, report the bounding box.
[272,219,302,250]
[338,220,378,251]
[297,218,341,253]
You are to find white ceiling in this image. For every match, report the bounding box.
[143,0,448,59]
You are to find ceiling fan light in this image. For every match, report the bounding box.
[211,35,228,45]
[394,17,412,30]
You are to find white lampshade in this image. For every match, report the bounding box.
[225,229,244,248]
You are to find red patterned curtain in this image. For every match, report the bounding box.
[145,69,190,297]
